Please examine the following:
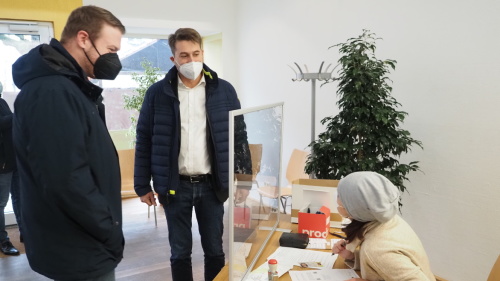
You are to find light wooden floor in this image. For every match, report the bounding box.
[0,197,230,281]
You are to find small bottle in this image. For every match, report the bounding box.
[268,259,278,281]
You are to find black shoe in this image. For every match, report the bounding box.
[1,240,20,256]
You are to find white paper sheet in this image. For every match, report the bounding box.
[247,262,294,281]
[306,238,342,250]
[233,242,252,258]
[289,269,359,281]
[267,247,338,269]
[248,247,339,280]
[306,238,329,249]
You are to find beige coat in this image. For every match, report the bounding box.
[345,215,435,281]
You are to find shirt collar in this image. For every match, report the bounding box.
[177,74,206,89]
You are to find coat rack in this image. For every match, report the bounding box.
[289,61,338,144]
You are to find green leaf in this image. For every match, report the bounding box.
[123,58,162,141]
[305,30,423,209]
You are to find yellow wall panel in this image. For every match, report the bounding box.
[0,0,82,39]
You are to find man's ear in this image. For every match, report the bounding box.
[170,56,175,63]
[75,30,90,49]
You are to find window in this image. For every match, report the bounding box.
[0,20,53,108]
[0,20,53,225]
[101,38,172,147]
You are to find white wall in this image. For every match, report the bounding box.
[85,1,500,280]
[236,1,500,280]
[83,0,239,84]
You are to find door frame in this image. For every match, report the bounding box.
[0,20,53,225]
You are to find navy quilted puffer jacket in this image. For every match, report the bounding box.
[134,65,250,203]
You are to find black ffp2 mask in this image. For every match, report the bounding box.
[93,52,122,80]
[84,40,122,80]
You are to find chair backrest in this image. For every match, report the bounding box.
[488,255,500,281]
[248,144,263,181]
[117,148,135,198]
[285,149,309,185]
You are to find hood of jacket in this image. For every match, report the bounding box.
[12,38,102,100]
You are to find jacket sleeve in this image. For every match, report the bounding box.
[228,84,252,189]
[134,85,154,196]
[365,246,434,281]
[0,114,12,131]
[0,100,13,131]
[22,82,114,243]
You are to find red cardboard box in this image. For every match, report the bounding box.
[298,205,330,238]
[233,206,251,228]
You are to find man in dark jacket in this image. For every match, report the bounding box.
[11,6,125,281]
[134,28,251,281]
[0,82,20,256]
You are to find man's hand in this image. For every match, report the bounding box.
[140,191,157,206]
[234,188,250,204]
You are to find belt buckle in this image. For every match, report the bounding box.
[190,176,200,183]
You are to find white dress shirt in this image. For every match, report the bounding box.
[177,75,211,175]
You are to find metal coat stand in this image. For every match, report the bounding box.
[289,61,338,144]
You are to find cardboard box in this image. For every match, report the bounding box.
[233,206,251,228]
[298,205,330,238]
[291,179,343,228]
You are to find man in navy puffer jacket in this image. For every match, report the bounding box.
[134,28,251,281]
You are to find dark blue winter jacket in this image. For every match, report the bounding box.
[11,39,123,280]
[134,65,251,203]
[0,98,15,173]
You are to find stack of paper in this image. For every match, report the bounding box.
[306,238,343,250]
[247,247,339,280]
[289,269,359,281]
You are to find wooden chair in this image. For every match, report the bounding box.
[118,148,157,227]
[118,148,136,198]
[488,255,500,281]
[147,202,157,227]
[248,144,263,187]
[280,149,309,213]
[257,148,309,214]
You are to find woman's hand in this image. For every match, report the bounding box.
[332,239,354,260]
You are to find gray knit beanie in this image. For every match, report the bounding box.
[338,171,399,223]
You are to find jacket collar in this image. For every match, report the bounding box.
[48,39,103,101]
[163,64,219,97]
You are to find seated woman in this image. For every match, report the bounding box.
[332,171,435,281]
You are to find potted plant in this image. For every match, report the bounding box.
[119,59,161,197]
[304,30,423,206]
[123,59,162,138]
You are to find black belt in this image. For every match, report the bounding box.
[179,174,211,183]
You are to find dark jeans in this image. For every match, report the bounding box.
[10,170,22,236]
[162,179,225,281]
[53,269,115,281]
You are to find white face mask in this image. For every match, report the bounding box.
[177,61,203,80]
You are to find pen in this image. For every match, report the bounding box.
[329,232,347,239]
[332,240,347,256]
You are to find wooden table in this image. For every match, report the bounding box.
[214,214,353,281]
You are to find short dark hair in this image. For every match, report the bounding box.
[168,28,203,54]
[60,5,125,44]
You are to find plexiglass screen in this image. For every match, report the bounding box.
[229,103,283,281]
